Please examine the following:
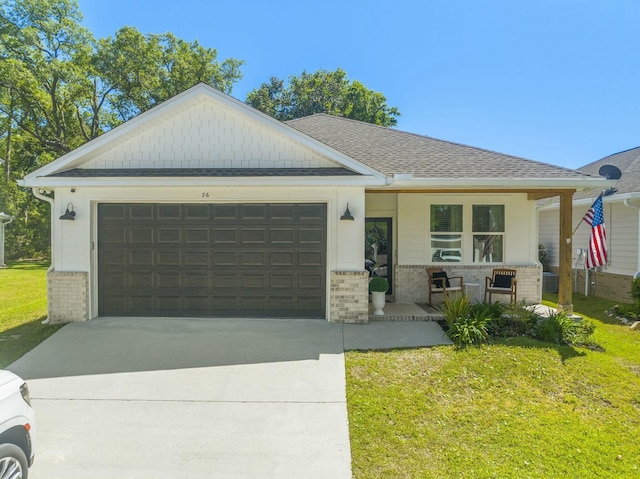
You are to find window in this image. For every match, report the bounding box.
[430,205,463,263]
[472,205,504,263]
[428,203,506,264]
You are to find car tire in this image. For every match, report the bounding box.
[0,443,28,479]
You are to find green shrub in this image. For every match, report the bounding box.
[447,314,490,346]
[368,277,389,293]
[439,295,473,330]
[534,311,596,346]
[487,301,539,338]
[610,303,640,320]
[439,296,489,346]
[631,277,640,302]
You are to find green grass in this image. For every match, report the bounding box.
[346,294,640,478]
[0,262,65,368]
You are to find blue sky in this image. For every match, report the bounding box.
[77,0,640,170]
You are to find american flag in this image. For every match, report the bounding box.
[583,195,608,269]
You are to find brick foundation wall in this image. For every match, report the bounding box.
[394,264,542,304]
[550,267,632,303]
[330,271,369,323]
[48,270,89,323]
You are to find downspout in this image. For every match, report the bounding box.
[31,188,54,324]
[623,199,640,275]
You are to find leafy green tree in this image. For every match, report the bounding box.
[246,68,400,126]
[94,26,243,121]
[0,0,244,259]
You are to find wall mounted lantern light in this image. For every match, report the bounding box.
[59,203,76,220]
[340,204,354,221]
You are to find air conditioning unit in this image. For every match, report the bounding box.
[542,272,558,293]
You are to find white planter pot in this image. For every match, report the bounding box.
[371,291,386,316]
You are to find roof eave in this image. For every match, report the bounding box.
[537,190,640,211]
[379,177,616,190]
[18,175,386,188]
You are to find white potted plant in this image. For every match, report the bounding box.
[369,277,389,316]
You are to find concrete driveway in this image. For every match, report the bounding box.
[8,316,449,478]
[8,317,353,479]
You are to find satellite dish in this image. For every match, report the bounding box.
[598,164,622,180]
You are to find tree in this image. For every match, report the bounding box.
[0,0,244,259]
[94,27,243,121]
[246,68,400,126]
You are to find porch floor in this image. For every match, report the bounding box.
[368,302,442,321]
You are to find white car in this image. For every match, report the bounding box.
[0,370,35,479]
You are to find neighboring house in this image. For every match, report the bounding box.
[539,147,640,303]
[0,212,13,267]
[19,83,611,323]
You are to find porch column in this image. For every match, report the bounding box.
[557,192,573,314]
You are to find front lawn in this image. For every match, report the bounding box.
[0,262,65,367]
[346,295,640,478]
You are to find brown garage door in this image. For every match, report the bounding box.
[98,203,326,318]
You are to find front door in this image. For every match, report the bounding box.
[365,218,392,294]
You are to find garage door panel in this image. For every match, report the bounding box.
[212,229,238,244]
[156,296,181,311]
[156,205,181,220]
[185,251,209,266]
[130,204,154,220]
[241,251,267,266]
[130,250,153,265]
[270,251,294,266]
[155,272,181,288]
[98,203,326,318]
[241,204,267,220]
[270,274,294,288]
[102,271,126,288]
[129,272,153,288]
[183,296,210,312]
[299,251,323,266]
[157,229,181,243]
[241,273,267,288]
[157,251,181,266]
[102,250,126,266]
[185,229,209,243]
[270,228,295,244]
[184,205,210,220]
[212,273,240,288]
[130,228,153,244]
[101,227,126,244]
[212,251,239,266]
[299,274,323,289]
[130,295,153,311]
[299,228,324,244]
[100,204,126,220]
[241,228,267,244]
[299,204,326,221]
[183,272,210,288]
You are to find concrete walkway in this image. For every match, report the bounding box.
[8,316,450,479]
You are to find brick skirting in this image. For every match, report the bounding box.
[394,264,542,304]
[47,270,89,323]
[330,271,369,323]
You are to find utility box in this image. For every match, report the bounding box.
[542,272,558,293]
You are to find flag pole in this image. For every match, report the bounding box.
[571,192,604,238]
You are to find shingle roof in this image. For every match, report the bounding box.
[287,114,594,180]
[575,146,640,199]
[50,167,360,177]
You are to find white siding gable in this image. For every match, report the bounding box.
[81,97,344,170]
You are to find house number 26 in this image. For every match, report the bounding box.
[201,192,210,198]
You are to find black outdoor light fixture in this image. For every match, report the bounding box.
[340,204,354,221]
[59,203,76,220]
